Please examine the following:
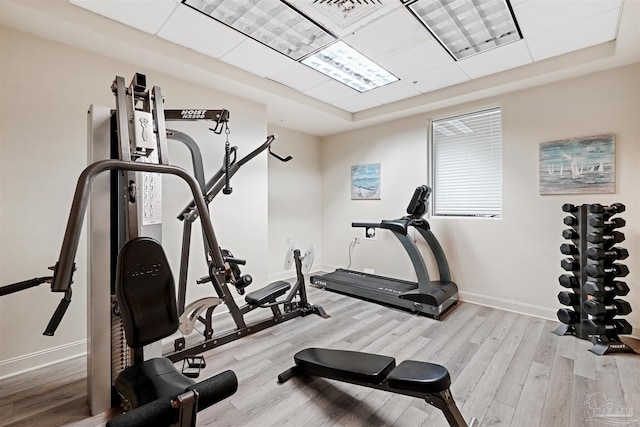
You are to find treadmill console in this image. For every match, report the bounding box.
[406,185,431,219]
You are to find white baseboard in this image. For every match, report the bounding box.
[459,290,558,321]
[458,290,639,339]
[0,339,87,380]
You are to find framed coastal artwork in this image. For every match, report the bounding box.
[351,163,381,200]
[539,134,615,195]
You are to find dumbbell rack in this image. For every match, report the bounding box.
[553,203,636,355]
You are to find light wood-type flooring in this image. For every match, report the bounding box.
[1,286,639,427]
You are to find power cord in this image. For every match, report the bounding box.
[346,238,357,269]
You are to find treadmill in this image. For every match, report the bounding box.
[311,185,458,319]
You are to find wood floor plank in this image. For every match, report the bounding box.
[573,337,597,380]
[570,374,597,427]
[539,355,574,427]
[482,400,515,427]
[532,320,559,366]
[459,349,515,422]
[509,362,551,427]
[493,317,547,408]
[498,314,531,355]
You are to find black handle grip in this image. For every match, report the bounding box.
[223,141,233,195]
[0,276,51,296]
[43,291,71,336]
[186,370,238,410]
[106,370,237,427]
[268,145,292,162]
[224,256,246,266]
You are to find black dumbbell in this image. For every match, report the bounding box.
[583,299,632,316]
[557,308,579,325]
[589,203,625,214]
[563,216,578,226]
[581,319,632,335]
[586,231,625,245]
[586,247,629,261]
[584,280,630,297]
[560,244,579,256]
[589,216,626,229]
[562,229,579,240]
[559,274,579,288]
[562,203,578,213]
[561,258,580,271]
[558,291,580,306]
[585,263,629,278]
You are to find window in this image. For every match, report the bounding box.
[430,107,502,217]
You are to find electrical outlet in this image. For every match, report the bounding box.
[364,227,377,240]
[354,237,360,244]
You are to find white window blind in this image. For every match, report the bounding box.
[430,107,502,217]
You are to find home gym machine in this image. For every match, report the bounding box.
[167,131,328,362]
[33,73,243,416]
[311,185,458,319]
[40,72,327,416]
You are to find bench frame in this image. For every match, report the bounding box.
[278,351,473,427]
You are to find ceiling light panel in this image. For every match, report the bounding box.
[183,0,335,60]
[405,0,522,60]
[301,41,399,93]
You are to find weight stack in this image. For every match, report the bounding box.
[553,203,636,355]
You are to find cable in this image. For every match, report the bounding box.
[346,238,357,269]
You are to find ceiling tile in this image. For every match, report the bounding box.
[411,64,470,93]
[333,95,382,113]
[456,40,533,79]
[526,7,621,61]
[303,80,358,104]
[266,62,331,92]
[342,8,432,62]
[157,5,245,58]
[70,0,178,35]
[220,39,293,78]
[514,0,622,37]
[363,80,422,105]
[379,39,454,79]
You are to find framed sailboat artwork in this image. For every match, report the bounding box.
[351,163,381,200]
[539,134,615,195]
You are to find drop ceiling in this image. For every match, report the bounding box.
[0,0,637,136]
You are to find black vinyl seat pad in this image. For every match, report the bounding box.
[294,348,451,394]
[115,358,196,408]
[294,348,396,384]
[387,360,450,393]
[245,280,291,306]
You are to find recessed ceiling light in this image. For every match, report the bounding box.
[301,41,399,92]
[183,0,336,60]
[404,0,522,60]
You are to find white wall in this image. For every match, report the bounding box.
[267,124,322,280]
[320,64,640,332]
[0,26,271,377]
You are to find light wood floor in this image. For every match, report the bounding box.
[1,286,639,427]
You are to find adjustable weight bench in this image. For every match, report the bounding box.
[278,348,477,427]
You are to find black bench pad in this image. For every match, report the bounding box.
[245,280,291,306]
[387,360,451,394]
[115,358,196,408]
[294,348,396,384]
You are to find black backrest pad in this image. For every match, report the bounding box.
[406,185,431,218]
[116,237,179,348]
